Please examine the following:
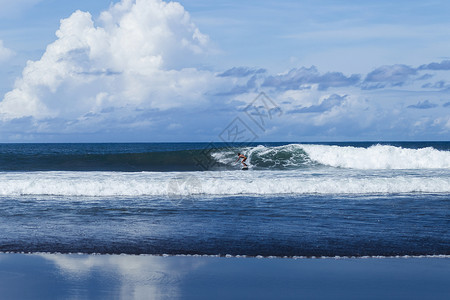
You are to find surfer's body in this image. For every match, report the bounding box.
[236,153,248,167]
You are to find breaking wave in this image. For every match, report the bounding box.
[214,144,450,170]
[0,170,449,196]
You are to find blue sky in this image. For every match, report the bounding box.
[0,0,450,142]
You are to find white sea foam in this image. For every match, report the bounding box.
[1,251,449,259]
[296,144,450,169]
[0,169,448,196]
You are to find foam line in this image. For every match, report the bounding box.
[1,251,449,259]
[0,170,448,196]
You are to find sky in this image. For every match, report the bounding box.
[0,0,450,142]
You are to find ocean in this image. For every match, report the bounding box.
[0,142,449,257]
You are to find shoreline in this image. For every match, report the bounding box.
[1,251,449,259]
[1,253,449,299]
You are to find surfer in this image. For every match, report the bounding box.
[236,153,248,167]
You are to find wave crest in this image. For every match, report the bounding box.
[299,144,450,169]
[212,144,312,170]
[213,144,450,170]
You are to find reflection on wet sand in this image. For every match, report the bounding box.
[39,254,207,299]
[0,253,449,299]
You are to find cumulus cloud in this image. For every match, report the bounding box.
[217,67,266,77]
[419,60,450,70]
[288,94,346,114]
[214,73,264,96]
[0,40,14,62]
[0,0,214,122]
[262,67,360,91]
[1,0,450,141]
[417,74,433,81]
[407,100,438,109]
[421,81,450,89]
[362,64,417,89]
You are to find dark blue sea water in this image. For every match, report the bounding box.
[0,142,449,257]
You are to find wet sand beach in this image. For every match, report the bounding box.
[0,253,449,299]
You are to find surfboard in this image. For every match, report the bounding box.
[242,166,248,170]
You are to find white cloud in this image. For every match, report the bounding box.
[1,0,450,141]
[0,40,14,62]
[0,0,216,121]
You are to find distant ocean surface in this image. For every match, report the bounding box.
[0,142,449,257]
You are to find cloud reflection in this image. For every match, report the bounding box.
[39,254,207,299]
